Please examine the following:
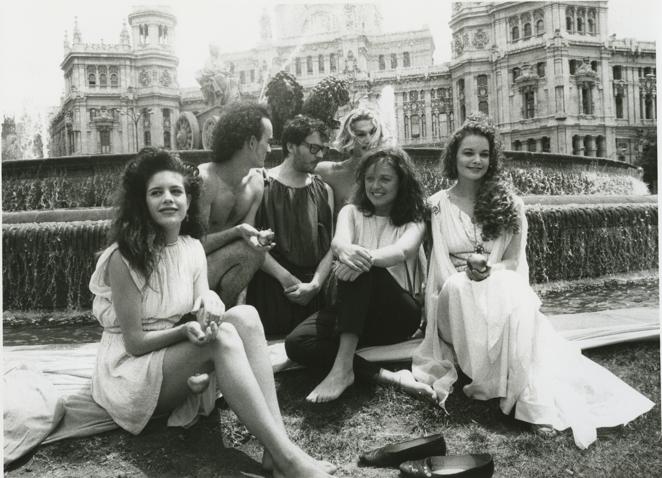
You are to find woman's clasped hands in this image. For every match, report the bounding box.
[184,290,226,345]
[335,244,373,282]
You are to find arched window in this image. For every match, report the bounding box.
[330,54,336,72]
[460,104,466,123]
[144,130,151,147]
[527,138,536,152]
[411,115,420,138]
[88,73,96,87]
[645,95,654,119]
[591,61,598,72]
[431,112,438,137]
[110,73,118,87]
[391,53,397,69]
[295,58,302,75]
[613,66,622,80]
[536,19,544,35]
[378,54,385,70]
[524,91,535,118]
[479,101,489,115]
[569,60,577,75]
[164,131,171,149]
[542,137,551,152]
[100,130,111,154]
[523,23,532,38]
[404,115,409,139]
[577,18,584,34]
[537,62,546,77]
[307,56,313,74]
[99,74,107,88]
[615,95,624,119]
[512,26,519,41]
[318,54,325,73]
[403,51,410,67]
[566,17,573,32]
[581,86,592,114]
[409,90,418,102]
[588,19,595,34]
[513,140,522,151]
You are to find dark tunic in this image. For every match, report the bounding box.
[246,174,333,336]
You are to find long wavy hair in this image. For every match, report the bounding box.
[333,107,392,155]
[351,147,426,227]
[109,148,205,279]
[441,113,520,241]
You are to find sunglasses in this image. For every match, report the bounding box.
[301,141,329,155]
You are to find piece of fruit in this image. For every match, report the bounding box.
[467,253,488,273]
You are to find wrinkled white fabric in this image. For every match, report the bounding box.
[89,236,217,434]
[3,363,65,466]
[412,190,654,448]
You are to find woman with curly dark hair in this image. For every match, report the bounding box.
[410,114,653,449]
[286,147,432,403]
[92,148,335,478]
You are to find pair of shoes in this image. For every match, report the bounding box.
[400,454,494,478]
[359,434,446,468]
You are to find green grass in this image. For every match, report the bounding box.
[6,342,660,477]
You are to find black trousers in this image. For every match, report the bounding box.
[284,267,421,378]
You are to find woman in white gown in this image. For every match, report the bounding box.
[411,114,654,449]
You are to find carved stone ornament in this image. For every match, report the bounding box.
[472,29,489,49]
[454,34,464,55]
[139,69,151,87]
[160,70,172,87]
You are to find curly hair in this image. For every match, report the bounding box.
[333,107,392,155]
[441,113,520,241]
[281,114,329,157]
[351,147,426,227]
[211,101,271,163]
[109,148,205,280]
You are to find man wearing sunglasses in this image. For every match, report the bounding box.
[315,107,392,214]
[246,115,335,335]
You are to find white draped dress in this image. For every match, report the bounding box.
[412,189,654,449]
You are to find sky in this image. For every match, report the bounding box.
[0,0,659,129]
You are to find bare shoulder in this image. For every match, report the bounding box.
[246,168,266,197]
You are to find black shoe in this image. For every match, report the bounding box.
[359,434,446,468]
[399,454,494,478]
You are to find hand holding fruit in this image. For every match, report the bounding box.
[466,253,490,281]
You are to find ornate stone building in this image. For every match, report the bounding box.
[49,2,656,163]
[49,6,180,156]
[222,1,656,163]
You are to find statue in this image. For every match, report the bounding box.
[196,44,241,108]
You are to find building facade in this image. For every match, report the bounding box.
[49,6,180,156]
[49,2,656,164]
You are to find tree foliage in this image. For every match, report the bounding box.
[301,76,350,129]
[264,71,304,142]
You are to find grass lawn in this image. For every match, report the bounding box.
[5,341,660,478]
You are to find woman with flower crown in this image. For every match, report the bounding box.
[410,114,653,449]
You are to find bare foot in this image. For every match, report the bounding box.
[265,449,336,476]
[306,368,354,403]
[394,370,437,403]
[531,423,558,438]
[186,373,210,394]
[273,458,334,478]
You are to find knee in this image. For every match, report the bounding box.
[214,322,243,352]
[443,271,468,295]
[223,305,265,339]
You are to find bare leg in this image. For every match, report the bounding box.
[157,323,332,478]
[306,333,358,403]
[222,306,336,474]
[207,240,264,307]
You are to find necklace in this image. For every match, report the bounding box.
[450,190,485,254]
